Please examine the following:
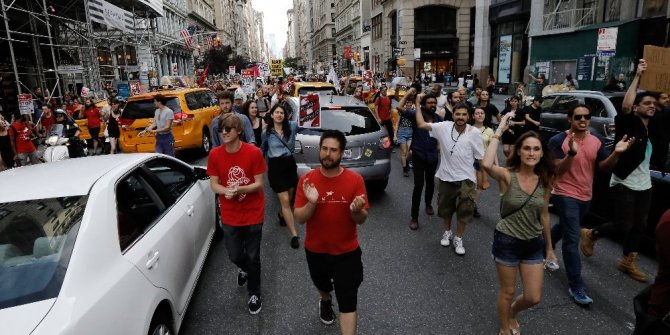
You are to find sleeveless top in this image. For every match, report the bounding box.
[496,172,545,240]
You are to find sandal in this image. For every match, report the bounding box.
[509,319,521,335]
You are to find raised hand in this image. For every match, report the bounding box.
[614,134,635,154]
[568,132,578,155]
[349,194,366,213]
[637,59,647,76]
[499,112,515,132]
[302,178,319,204]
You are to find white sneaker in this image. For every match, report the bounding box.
[453,237,465,255]
[440,230,453,247]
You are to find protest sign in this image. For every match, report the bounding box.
[18,94,33,115]
[299,94,320,128]
[639,45,670,93]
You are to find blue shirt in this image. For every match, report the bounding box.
[261,121,298,158]
[401,109,442,162]
[211,111,255,147]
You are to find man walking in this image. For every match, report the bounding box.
[294,130,368,335]
[373,85,394,139]
[207,113,267,314]
[581,59,663,283]
[549,104,633,305]
[416,97,484,255]
[140,94,174,156]
[9,115,41,166]
[212,91,255,147]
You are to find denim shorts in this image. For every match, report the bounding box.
[397,127,413,144]
[492,230,545,266]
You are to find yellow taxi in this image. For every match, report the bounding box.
[76,100,109,140]
[291,82,337,97]
[118,88,220,154]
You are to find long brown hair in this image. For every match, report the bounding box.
[506,131,555,189]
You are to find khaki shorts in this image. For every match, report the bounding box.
[437,180,476,223]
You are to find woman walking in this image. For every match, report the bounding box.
[261,102,300,249]
[500,96,525,158]
[242,100,264,147]
[106,98,122,154]
[396,87,418,177]
[482,112,557,335]
[471,107,495,218]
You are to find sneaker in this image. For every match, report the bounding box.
[473,206,481,218]
[453,236,465,255]
[403,166,409,177]
[408,159,413,169]
[290,235,300,249]
[319,299,335,325]
[568,287,594,305]
[425,206,435,216]
[544,259,560,271]
[409,219,419,230]
[440,230,453,247]
[278,212,287,227]
[248,294,262,314]
[237,269,248,287]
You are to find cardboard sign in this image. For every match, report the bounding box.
[640,45,670,93]
[299,94,320,128]
[18,94,33,115]
[270,59,283,76]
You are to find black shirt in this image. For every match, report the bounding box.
[479,103,500,128]
[523,105,542,133]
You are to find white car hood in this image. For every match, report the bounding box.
[0,299,56,335]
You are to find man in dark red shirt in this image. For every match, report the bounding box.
[83,98,101,155]
[373,85,393,139]
[294,130,369,335]
[9,115,41,166]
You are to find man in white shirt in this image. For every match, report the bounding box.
[415,96,484,255]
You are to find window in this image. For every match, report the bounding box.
[551,95,580,115]
[299,107,381,136]
[116,173,164,251]
[185,92,204,110]
[584,97,607,117]
[143,158,195,204]
[372,14,382,40]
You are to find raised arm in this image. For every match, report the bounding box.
[622,59,646,114]
[414,93,432,131]
[482,112,514,187]
[397,88,415,113]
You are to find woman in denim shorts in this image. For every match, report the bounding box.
[395,88,417,177]
[481,113,557,335]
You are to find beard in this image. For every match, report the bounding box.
[320,156,342,170]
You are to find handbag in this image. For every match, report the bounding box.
[633,285,670,335]
[500,178,540,219]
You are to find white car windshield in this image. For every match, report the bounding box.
[0,196,86,309]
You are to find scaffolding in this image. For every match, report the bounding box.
[0,0,162,115]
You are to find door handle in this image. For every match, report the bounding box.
[186,205,195,216]
[146,251,160,269]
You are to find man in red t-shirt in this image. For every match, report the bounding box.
[206,113,267,315]
[294,129,369,334]
[83,98,102,155]
[373,85,394,139]
[9,115,41,166]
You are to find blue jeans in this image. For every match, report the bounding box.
[551,195,590,290]
[221,223,263,296]
[155,132,175,156]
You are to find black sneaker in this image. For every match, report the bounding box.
[237,269,248,287]
[248,294,262,314]
[473,206,481,218]
[319,299,335,325]
[290,236,300,249]
[278,212,287,227]
[403,166,409,177]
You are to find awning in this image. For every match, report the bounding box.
[107,0,164,17]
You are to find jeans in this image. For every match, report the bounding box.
[551,195,590,290]
[411,155,438,220]
[593,185,652,255]
[155,132,175,157]
[221,223,263,296]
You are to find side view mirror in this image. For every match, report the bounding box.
[194,166,209,180]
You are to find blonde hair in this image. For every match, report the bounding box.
[217,113,244,134]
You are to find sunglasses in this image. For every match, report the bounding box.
[218,126,234,133]
[573,114,591,120]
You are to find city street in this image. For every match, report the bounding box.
[178,146,655,335]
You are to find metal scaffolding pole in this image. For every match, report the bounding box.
[1,0,22,93]
[82,0,101,92]
[40,0,63,100]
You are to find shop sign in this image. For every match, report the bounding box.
[640,45,670,93]
[597,27,618,57]
[497,35,513,84]
[414,48,421,60]
[577,56,595,81]
[18,94,33,115]
[423,62,431,72]
[57,65,84,74]
[117,83,130,99]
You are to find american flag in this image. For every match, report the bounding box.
[206,33,216,49]
[180,28,192,50]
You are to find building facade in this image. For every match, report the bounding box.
[311,0,337,73]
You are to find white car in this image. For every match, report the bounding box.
[0,153,217,335]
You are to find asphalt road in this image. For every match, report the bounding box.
[177,145,655,335]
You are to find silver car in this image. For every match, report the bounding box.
[284,96,392,191]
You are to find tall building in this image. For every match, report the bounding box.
[295,0,314,72]
[311,0,336,73]
[286,9,297,58]
[335,0,356,72]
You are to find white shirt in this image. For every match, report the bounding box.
[437,95,448,110]
[429,121,484,183]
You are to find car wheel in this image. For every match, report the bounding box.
[148,315,173,335]
[200,128,211,155]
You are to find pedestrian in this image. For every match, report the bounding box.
[415,97,484,255]
[548,103,634,305]
[261,102,300,249]
[140,94,174,156]
[255,88,270,117]
[471,107,496,218]
[396,87,417,177]
[439,90,460,121]
[38,105,56,137]
[500,95,524,158]
[106,98,122,154]
[211,91,255,147]
[207,113,267,315]
[468,86,482,106]
[83,98,102,155]
[522,96,542,134]
[241,100,264,147]
[0,113,13,169]
[401,93,442,230]
[617,73,627,91]
[53,109,85,158]
[373,85,394,140]
[529,73,546,97]
[481,120,556,335]
[478,90,501,129]
[564,74,579,89]
[580,59,662,283]
[646,209,670,317]
[9,114,41,166]
[293,129,368,334]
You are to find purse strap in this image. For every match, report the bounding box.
[272,130,293,153]
[500,175,540,220]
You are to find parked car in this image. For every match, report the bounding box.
[0,154,217,334]
[119,88,219,154]
[285,96,392,191]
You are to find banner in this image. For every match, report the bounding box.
[88,0,134,32]
[241,69,254,78]
[18,94,33,115]
[640,45,670,93]
[136,0,163,16]
[497,35,512,84]
[299,94,320,128]
[270,59,283,76]
[258,63,270,76]
[129,80,143,95]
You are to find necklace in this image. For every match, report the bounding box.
[450,124,464,155]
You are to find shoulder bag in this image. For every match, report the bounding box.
[500,177,540,219]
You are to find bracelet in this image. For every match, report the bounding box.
[492,134,501,140]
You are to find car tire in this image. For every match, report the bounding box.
[200,127,211,155]
[148,313,173,335]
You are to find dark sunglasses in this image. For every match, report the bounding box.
[218,126,234,133]
[573,114,591,120]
